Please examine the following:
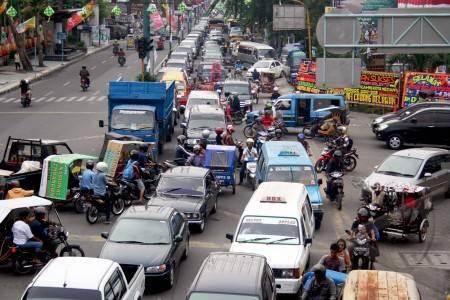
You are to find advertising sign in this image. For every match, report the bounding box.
[402,72,450,106]
[39,156,69,200]
[273,5,305,31]
[103,141,124,177]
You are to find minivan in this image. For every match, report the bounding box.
[375,107,450,149]
[236,42,276,66]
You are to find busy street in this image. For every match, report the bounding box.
[1,1,450,300]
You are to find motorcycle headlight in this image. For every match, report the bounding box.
[146,264,167,273]
[377,124,388,131]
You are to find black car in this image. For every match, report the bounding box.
[152,166,219,233]
[375,107,450,150]
[371,101,450,133]
[186,252,277,300]
[99,205,189,291]
[181,105,226,150]
[221,80,253,112]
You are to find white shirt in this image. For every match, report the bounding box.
[242,147,258,162]
[12,220,33,245]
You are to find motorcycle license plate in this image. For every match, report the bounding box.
[355,247,368,252]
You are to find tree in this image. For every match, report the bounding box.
[7,15,33,71]
[388,54,450,72]
[22,0,48,67]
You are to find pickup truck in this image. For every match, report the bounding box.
[21,257,145,300]
[100,81,175,159]
[0,137,72,199]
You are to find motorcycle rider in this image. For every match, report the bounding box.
[199,129,211,151]
[5,180,33,199]
[175,135,190,161]
[137,144,150,168]
[186,145,205,167]
[271,86,281,101]
[301,264,337,300]
[318,243,346,272]
[297,133,312,156]
[93,162,111,224]
[113,40,119,55]
[79,66,90,87]
[370,182,385,206]
[80,160,95,195]
[348,207,379,264]
[215,127,224,145]
[239,138,258,185]
[12,209,43,264]
[30,207,58,256]
[118,48,126,65]
[123,150,145,203]
[325,150,344,197]
[252,68,260,81]
[318,114,341,137]
[261,109,274,128]
[223,125,236,146]
[231,91,241,115]
[20,79,31,102]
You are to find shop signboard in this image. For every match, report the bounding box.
[402,72,450,106]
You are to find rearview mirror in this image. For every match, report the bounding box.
[101,232,109,239]
[225,233,234,241]
[174,235,183,242]
[304,238,312,245]
[99,120,105,128]
[424,172,432,178]
[276,284,281,289]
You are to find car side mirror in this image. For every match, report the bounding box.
[180,122,187,129]
[411,118,417,123]
[317,178,323,185]
[226,233,234,241]
[101,232,109,239]
[424,172,432,178]
[174,235,183,242]
[304,238,312,245]
[99,120,105,128]
[276,284,281,289]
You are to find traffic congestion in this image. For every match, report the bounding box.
[0,4,449,300]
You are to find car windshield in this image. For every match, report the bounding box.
[111,109,154,130]
[189,293,258,300]
[157,176,204,196]
[167,62,186,69]
[109,219,170,244]
[177,47,191,54]
[223,84,250,95]
[288,51,306,67]
[376,155,423,177]
[189,113,225,130]
[253,61,271,68]
[258,49,276,59]
[188,98,217,107]
[267,165,316,185]
[237,216,300,245]
[24,287,102,300]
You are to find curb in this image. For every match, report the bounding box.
[0,44,112,96]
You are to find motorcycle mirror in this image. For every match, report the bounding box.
[99,120,105,128]
[304,238,312,245]
[174,235,183,242]
[225,233,234,241]
[180,122,187,129]
[101,232,109,239]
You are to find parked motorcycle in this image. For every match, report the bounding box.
[20,91,31,108]
[327,171,344,210]
[85,183,125,224]
[118,56,126,67]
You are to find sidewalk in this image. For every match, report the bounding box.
[0,43,111,95]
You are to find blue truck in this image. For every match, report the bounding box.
[100,81,175,159]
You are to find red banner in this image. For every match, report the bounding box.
[150,12,164,31]
[66,1,95,32]
[402,71,450,106]
[398,0,450,7]
[168,15,177,30]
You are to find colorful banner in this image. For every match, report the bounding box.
[39,156,69,200]
[402,71,450,106]
[16,17,36,34]
[0,1,7,15]
[297,70,400,108]
[168,15,178,30]
[66,1,95,32]
[150,12,164,31]
[398,0,450,7]
[103,141,124,177]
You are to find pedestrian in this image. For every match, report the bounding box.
[14,52,21,70]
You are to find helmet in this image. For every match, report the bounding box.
[177,135,186,144]
[34,206,46,217]
[357,207,369,217]
[246,138,254,145]
[224,92,230,97]
[333,150,342,158]
[297,133,305,141]
[202,129,211,139]
[273,86,279,91]
[215,127,224,135]
[86,160,95,170]
[130,150,139,160]
[96,162,108,172]
[311,264,326,275]
[338,126,347,134]
[193,144,201,152]
[227,125,235,134]
[21,79,26,84]
[264,102,272,109]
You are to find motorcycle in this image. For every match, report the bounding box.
[113,44,119,56]
[327,171,344,210]
[244,120,287,139]
[231,109,244,125]
[345,229,374,270]
[244,158,257,190]
[9,226,84,275]
[20,90,31,107]
[163,158,187,170]
[85,183,125,224]
[118,55,126,67]
[80,77,89,92]
[315,142,359,173]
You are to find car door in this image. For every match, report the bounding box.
[433,110,450,145]
[170,213,184,263]
[274,61,283,77]
[204,174,215,215]
[300,216,311,273]
[404,110,435,145]
[418,155,447,198]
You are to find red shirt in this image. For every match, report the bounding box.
[261,115,274,128]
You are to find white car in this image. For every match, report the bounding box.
[227,182,314,295]
[246,59,289,78]
[184,90,220,120]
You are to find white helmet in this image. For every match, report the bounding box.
[96,162,108,172]
[273,86,279,91]
[246,138,254,144]
[202,129,211,139]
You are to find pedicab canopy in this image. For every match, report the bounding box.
[0,196,52,224]
[38,154,97,201]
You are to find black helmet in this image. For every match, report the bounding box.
[130,150,139,160]
[86,160,95,170]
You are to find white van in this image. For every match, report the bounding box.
[185,90,220,119]
[226,181,315,296]
[236,41,276,66]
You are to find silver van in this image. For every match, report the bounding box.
[236,42,276,66]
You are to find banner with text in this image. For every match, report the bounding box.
[402,72,450,106]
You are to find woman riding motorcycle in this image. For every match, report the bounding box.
[186,145,205,167]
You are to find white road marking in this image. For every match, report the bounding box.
[87,96,96,102]
[56,97,66,102]
[117,76,122,81]
[0,97,5,102]
[75,96,86,102]
[97,95,106,102]
[34,97,46,103]
[93,90,100,95]
[90,66,97,70]
[4,97,15,103]
[63,81,71,87]
[45,97,56,103]
[66,96,77,102]
[13,99,20,103]
[102,60,107,64]
[44,91,53,96]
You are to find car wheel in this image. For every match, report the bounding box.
[387,134,403,150]
[197,216,206,233]
[167,264,175,289]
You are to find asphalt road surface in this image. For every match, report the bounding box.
[0,46,448,299]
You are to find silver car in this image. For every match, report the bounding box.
[362,148,450,200]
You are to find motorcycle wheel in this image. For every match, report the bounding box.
[344,156,357,172]
[361,257,370,270]
[13,256,34,275]
[243,125,257,138]
[86,206,99,224]
[314,159,325,173]
[302,126,315,139]
[74,196,85,214]
[21,101,27,108]
[60,246,85,257]
[336,193,343,210]
[232,112,244,125]
[112,198,125,215]
[124,198,132,207]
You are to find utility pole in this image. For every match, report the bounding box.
[169,0,172,57]
[143,0,150,39]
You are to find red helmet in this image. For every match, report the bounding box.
[227,125,235,134]
[215,127,224,135]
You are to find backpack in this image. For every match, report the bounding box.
[123,160,136,180]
